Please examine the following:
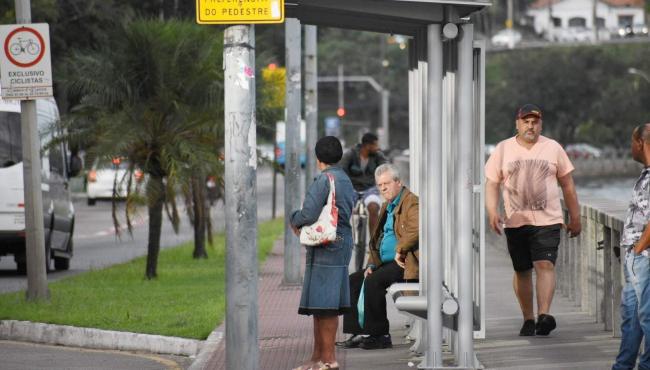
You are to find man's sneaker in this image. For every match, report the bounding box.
[359,334,392,350]
[335,335,364,349]
[536,314,556,336]
[519,319,536,336]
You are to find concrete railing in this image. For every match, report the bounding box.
[557,196,628,337]
[571,158,640,178]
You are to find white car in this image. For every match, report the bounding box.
[491,29,522,48]
[86,158,143,205]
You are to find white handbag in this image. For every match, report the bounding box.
[299,173,338,246]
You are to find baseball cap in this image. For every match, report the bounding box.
[516,104,542,119]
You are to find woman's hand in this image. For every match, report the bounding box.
[291,224,300,236]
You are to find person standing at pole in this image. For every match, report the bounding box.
[485,104,581,336]
[612,124,650,370]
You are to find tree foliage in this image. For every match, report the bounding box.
[486,44,650,148]
[61,19,224,278]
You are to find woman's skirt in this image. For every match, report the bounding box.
[298,233,353,316]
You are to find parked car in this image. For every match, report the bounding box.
[565,143,602,159]
[632,23,649,37]
[491,29,522,47]
[86,158,144,206]
[0,96,81,273]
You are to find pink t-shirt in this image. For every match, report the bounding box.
[485,135,574,228]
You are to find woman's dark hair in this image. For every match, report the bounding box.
[315,136,343,164]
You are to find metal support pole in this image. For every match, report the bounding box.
[15,0,49,302]
[425,23,444,369]
[304,25,318,186]
[456,23,475,368]
[380,89,390,149]
[408,39,416,191]
[224,25,258,370]
[284,18,302,284]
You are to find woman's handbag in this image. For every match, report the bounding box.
[299,173,338,246]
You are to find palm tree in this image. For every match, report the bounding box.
[62,19,224,279]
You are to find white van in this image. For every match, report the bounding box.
[0,97,81,273]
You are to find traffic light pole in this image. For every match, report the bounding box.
[283,18,302,285]
[15,0,49,301]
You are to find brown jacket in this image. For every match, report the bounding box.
[368,187,419,280]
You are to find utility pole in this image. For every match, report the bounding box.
[224,25,258,370]
[15,0,49,301]
[506,0,514,49]
[304,25,317,187]
[284,18,302,285]
[592,0,599,42]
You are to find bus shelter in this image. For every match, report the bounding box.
[286,1,490,368]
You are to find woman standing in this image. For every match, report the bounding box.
[290,136,356,370]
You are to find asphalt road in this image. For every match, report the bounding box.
[0,165,295,369]
[0,340,193,370]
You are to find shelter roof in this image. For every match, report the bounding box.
[529,0,643,9]
[285,0,491,36]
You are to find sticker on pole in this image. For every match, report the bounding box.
[0,23,53,100]
[196,0,284,24]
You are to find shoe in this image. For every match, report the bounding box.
[315,361,340,370]
[519,319,536,336]
[359,334,392,350]
[536,314,556,336]
[335,334,364,348]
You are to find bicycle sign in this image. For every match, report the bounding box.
[0,24,53,99]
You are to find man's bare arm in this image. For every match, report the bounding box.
[558,172,581,237]
[485,179,503,235]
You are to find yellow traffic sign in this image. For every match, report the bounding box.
[196,0,284,24]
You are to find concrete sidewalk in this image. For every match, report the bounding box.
[196,238,623,369]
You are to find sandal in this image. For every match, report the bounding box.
[292,361,317,370]
[315,361,340,370]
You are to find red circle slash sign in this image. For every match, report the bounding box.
[4,26,45,68]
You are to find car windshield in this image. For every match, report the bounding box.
[0,112,22,167]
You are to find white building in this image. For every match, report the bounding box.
[526,0,645,39]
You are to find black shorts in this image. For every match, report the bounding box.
[504,224,561,272]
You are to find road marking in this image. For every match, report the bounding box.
[75,216,149,239]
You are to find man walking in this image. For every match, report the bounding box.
[485,104,581,336]
[613,124,650,370]
[336,163,419,349]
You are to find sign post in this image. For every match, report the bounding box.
[0,1,51,301]
[196,1,284,368]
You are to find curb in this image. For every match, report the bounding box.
[188,326,223,370]
[0,320,204,357]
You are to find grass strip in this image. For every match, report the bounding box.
[0,217,284,340]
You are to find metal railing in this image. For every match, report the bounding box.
[557,196,628,336]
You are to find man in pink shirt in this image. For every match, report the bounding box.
[485,104,581,336]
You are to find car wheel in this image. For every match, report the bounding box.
[87,198,96,206]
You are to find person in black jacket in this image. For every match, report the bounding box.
[338,133,388,251]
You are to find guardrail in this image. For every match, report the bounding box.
[557,196,628,336]
[571,158,640,178]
